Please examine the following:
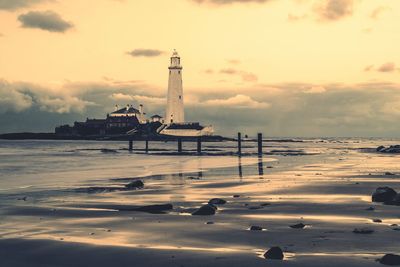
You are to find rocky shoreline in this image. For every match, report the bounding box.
[376,145,400,154]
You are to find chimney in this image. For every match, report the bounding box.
[139,104,143,114]
[126,104,130,112]
[115,104,119,111]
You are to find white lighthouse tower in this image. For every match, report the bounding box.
[166,50,184,123]
[158,50,214,137]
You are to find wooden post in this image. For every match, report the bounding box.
[237,132,242,156]
[178,138,182,153]
[258,156,264,176]
[145,140,149,153]
[257,133,263,156]
[129,140,133,151]
[197,137,202,154]
[238,156,243,178]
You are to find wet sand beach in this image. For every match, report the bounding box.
[1,139,400,266]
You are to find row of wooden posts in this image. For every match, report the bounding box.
[128,132,264,156]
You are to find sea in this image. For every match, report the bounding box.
[0,138,398,194]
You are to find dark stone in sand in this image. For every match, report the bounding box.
[373,219,383,223]
[192,204,216,216]
[248,206,263,210]
[250,226,263,231]
[206,221,214,225]
[290,223,306,229]
[385,172,396,176]
[377,146,386,152]
[125,180,144,189]
[379,254,400,265]
[366,207,375,211]
[260,203,271,207]
[233,195,240,198]
[81,187,120,194]
[208,198,227,205]
[263,247,284,260]
[384,194,400,206]
[208,204,218,210]
[378,145,400,154]
[353,228,374,234]
[101,148,118,153]
[372,187,397,203]
[126,204,173,213]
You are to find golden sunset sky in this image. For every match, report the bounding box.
[1,0,400,136]
[1,0,399,88]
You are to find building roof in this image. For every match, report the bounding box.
[151,114,163,118]
[112,106,140,115]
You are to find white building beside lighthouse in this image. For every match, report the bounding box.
[166,49,184,123]
[158,50,214,137]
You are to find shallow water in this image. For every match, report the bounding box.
[1,138,400,267]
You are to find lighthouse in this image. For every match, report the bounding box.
[158,50,214,136]
[166,50,184,124]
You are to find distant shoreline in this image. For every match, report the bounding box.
[0,132,308,143]
[0,132,230,142]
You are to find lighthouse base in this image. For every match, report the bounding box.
[157,122,214,137]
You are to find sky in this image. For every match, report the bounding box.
[1,0,400,137]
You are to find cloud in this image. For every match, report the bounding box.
[110,92,267,109]
[18,10,73,33]
[127,49,165,57]
[219,68,258,82]
[219,68,238,75]
[0,0,49,11]
[370,6,390,20]
[381,96,400,116]
[226,59,241,65]
[313,0,354,21]
[377,62,396,73]
[110,93,165,106]
[0,80,95,115]
[5,78,400,137]
[304,86,326,94]
[182,82,400,136]
[202,94,269,108]
[191,0,270,5]
[241,72,258,82]
[0,81,33,113]
[363,63,398,73]
[37,96,95,113]
[364,65,374,72]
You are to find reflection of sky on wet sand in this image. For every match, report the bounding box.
[2,139,400,266]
